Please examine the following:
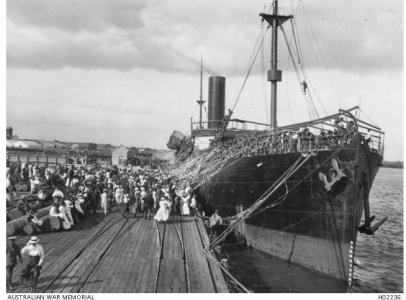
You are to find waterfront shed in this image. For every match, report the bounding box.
[11,140,43,150]
[111,145,128,167]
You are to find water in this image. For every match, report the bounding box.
[352,167,403,293]
[225,167,403,293]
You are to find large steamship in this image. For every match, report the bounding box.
[168,0,385,289]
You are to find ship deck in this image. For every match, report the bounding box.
[8,208,228,293]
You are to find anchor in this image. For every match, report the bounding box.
[358,216,388,235]
[357,173,388,235]
[318,158,346,191]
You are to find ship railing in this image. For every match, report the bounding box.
[288,126,383,156]
[278,107,385,156]
[191,119,271,132]
[192,107,384,157]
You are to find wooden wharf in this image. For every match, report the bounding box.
[8,208,229,293]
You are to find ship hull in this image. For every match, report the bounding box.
[196,135,382,287]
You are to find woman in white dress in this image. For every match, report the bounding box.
[58,202,71,230]
[115,185,124,204]
[154,197,169,222]
[181,190,190,216]
[64,199,74,226]
[190,195,197,215]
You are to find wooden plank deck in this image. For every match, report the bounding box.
[9,211,228,293]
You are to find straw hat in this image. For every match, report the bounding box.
[29,236,39,244]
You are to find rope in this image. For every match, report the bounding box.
[250,144,346,218]
[260,26,270,124]
[229,26,269,116]
[203,104,208,118]
[291,18,304,68]
[206,154,311,250]
[279,22,319,120]
[298,0,342,107]
[289,19,328,117]
[285,30,295,123]
[359,108,378,127]
[226,0,252,93]
[203,249,251,293]
[206,141,349,251]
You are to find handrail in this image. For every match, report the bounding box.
[189,107,384,156]
[192,119,271,129]
[279,112,343,131]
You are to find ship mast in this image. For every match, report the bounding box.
[260,0,293,131]
[196,56,205,129]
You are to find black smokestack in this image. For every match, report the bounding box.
[208,76,226,129]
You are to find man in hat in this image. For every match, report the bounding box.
[20,236,44,291]
[6,236,22,290]
[52,187,64,199]
[37,189,48,204]
[143,188,154,220]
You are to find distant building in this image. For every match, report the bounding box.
[6,126,18,140]
[6,127,13,139]
[38,140,67,150]
[6,139,15,147]
[70,142,97,151]
[6,139,68,165]
[111,145,128,167]
[9,140,43,150]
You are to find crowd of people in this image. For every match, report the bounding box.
[6,161,212,290]
[6,119,359,290]
[207,118,357,161]
[7,162,205,230]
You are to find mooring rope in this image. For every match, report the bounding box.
[206,154,312,251]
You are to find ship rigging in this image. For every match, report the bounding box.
[167,0,386,289]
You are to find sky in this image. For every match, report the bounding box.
[5,0,403,161]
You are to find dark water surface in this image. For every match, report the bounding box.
[226,167,403,293]
[352,167,403,292]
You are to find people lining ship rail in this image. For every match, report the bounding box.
[6,236,22,290]
[365,129,372,144]
[203,122,361,161]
